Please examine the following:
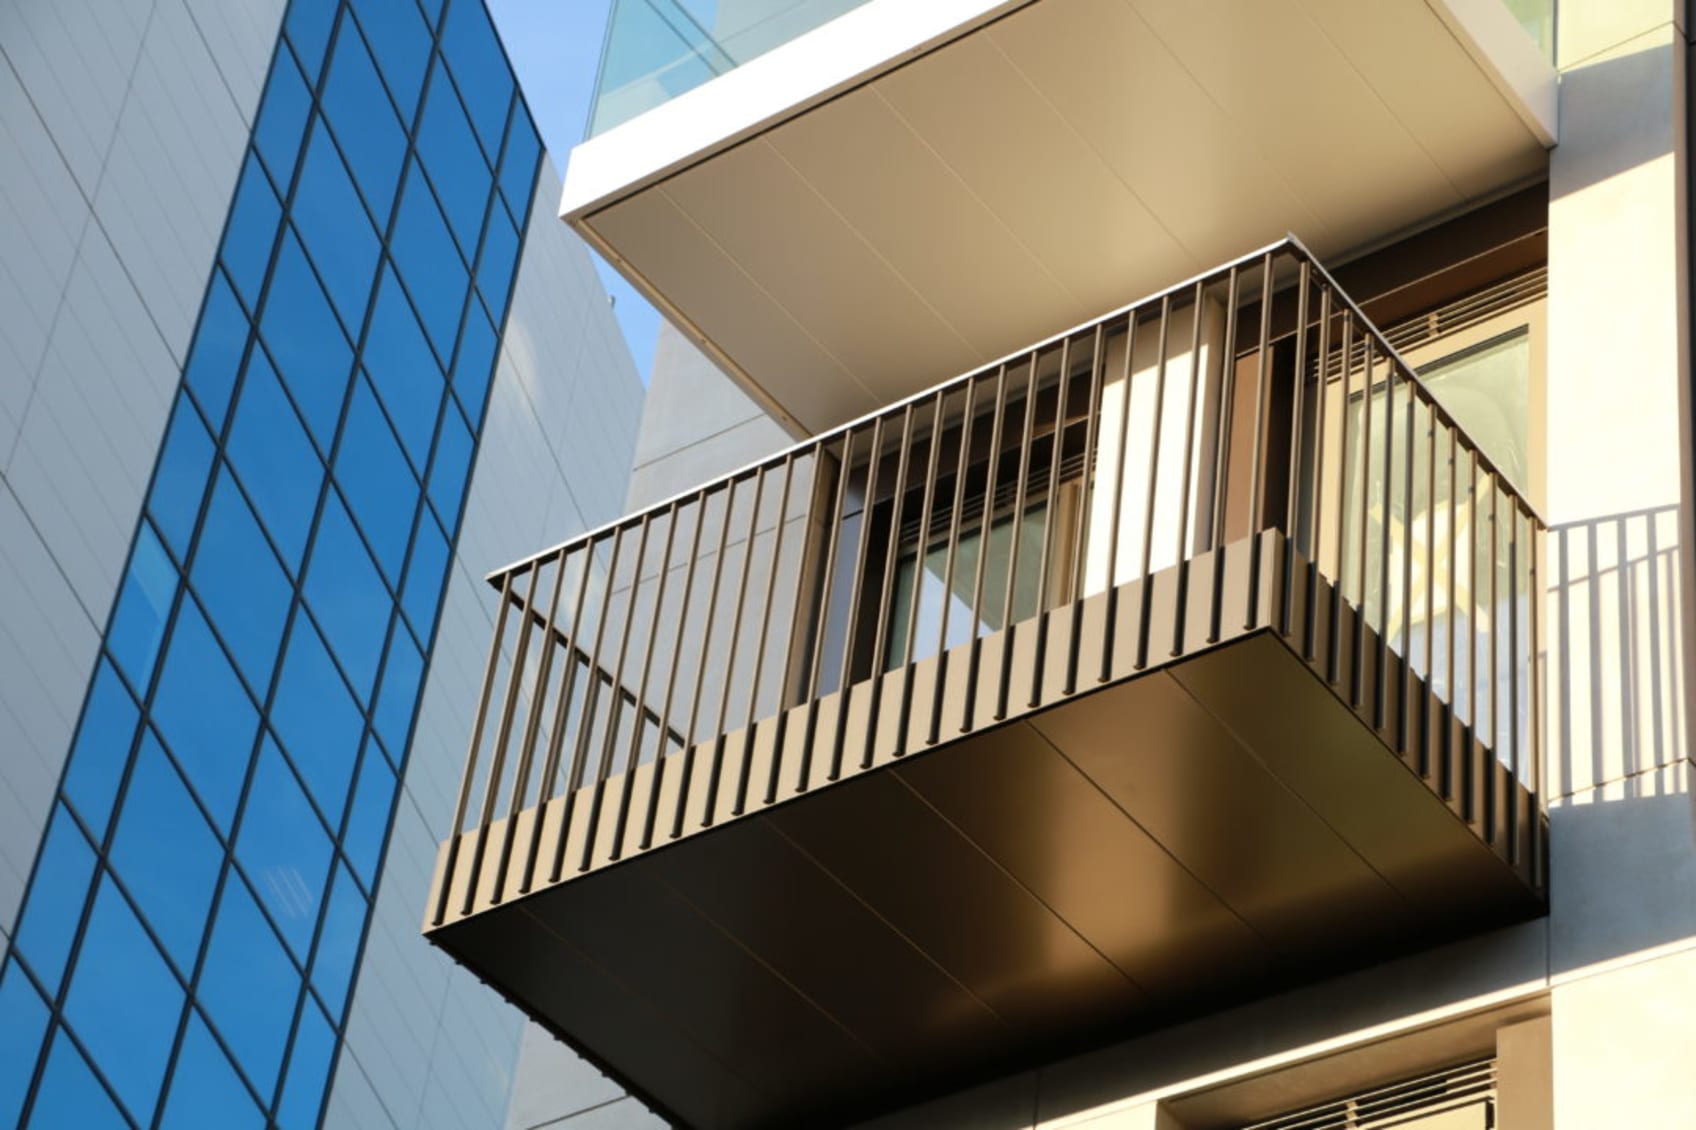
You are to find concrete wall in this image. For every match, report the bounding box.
[322,163,646,1130]
[0,0,285,961]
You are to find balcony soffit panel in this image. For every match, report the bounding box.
[570,0,1552,435]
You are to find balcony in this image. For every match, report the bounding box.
[425,241,1546,1129]
[562,0,1557,434]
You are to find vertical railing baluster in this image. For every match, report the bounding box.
[1066,327,1106,689]
[1466,446,1480,825]
[743,452,797,807]
[1353,332,1374,711]
[965,367,1009,723]
[1208,270,1242,646]
[898,389,949,751]
[581,514,653,871]
[996,355,1042,719]
[704,466,766,819]
[1283,260,1311,636]
[640,487,708,848]
[932,375,979,742]
[1101,313,1138,682]
[435,570,515,925]
[611,500,682,856]
[1306,284,1331,662]
[1377,356,1395,732]
[1445,426,1459,805]
[1136,297,1172,669]
[862,406,918,769]
[1423,397,1438,777]
[1031,338,1073,707]
[1529,503,1544,888]
[1399,376,1416,755]
[1329,311,1353,683]
[798,434,855,789]
[1172,281,1206,658]
[526,544,595,890]
[832,418,885,778]
[678,478,739,830]
[1245,252,1276,631]
[1486,475,1500,847]
[1509,501,1522,865]
[552,528,626,878]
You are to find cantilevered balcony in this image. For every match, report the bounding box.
[425,241,1546,1129]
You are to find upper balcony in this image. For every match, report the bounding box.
[424,241,1546,1129]
[562,0,1558,435]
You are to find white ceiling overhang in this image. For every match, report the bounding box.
[563,0,1556,436]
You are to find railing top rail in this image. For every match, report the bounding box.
[490,235,1544,585]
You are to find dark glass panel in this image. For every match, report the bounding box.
[275,996,335,1130]
[222,153,282,310]
[260,234,352,451]
[427,402,474,523]
[183,270,248,430]
[475,202,521,316]
[150,598,258,833]
[198,873,301,1100]
[335,377,419,585]
[498,104,542,220]
[292,123,381,331]
[61,659,137,839]
[106,521,176,690]
[147,394,214,561]
[254,45,313,188]
[227,349,324,570]
[271,618,363,830]
[401,508,449,642]
[442,0,514,160]
[390,162,468,359]
[417,64,491,258]
[11,805,95,996]
[451,290,497,430]
[284,0,337,79]
[373,621,424,760]
[159,1011,264,1130]
[362,266,444,471]
[310,863,366,1022]
[235,739,333,962]
[348,0,432,122]
[322,22,408,224]
[191,472,292,692]
[0,963,49,1129]
[343,742,396,887]
[304,494,391,703]
[26,1027,127,1130]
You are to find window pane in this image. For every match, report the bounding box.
[109,734,222,973]
[255,46,312,187]
[391,162,468,359]
[106,521,176,689]
[227,349,323,569]
[293,123,380,331]
[261,234,352,451]
[151,598,258,832]
[417,66,491,258]
[336,377,419,585]
[62,659,137,838]
[442,0,514,159]
[343,743,396,888]
[322,21,408,224]
[12,805,95,996]
[363,267,444,471]
[1421,329,1531,492]
[160,1011,264,1130]
[198,874,300,1099]
[498,106,542,220]
[428,403,475,523]
[236,740,333,962]
[26,1028,127,1130]
[192,471,292,691]
[184,270,248,431]
[148,395,214,561]
[402,509,449,642]
[284,0,337,79]
[276,996,335,1130]
[348,0,431,122]
[63,879,183,1123]
[475,204,520,317]
[272,618,363,830]
[222,153,281,309]
[374,621,424,759]
[450,297,496,429]
[311,863,367,1021]
[0,963,49,1128]
[305,495,392,702]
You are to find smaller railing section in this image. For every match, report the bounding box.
[430,239,1545,929]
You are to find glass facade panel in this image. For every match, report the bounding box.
[0,0,545,1124]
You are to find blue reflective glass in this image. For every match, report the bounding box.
[12,805,95,996]
[391,163,468,358]
[402,509,449,641]
[62,878,182,1122]
[304,495,391,703]
[109,734,221,973]
[349,0,431,122]
[192,472,292,691]
[272,618,362,829]
[236,740,332,962]
[255,46,313,188]
[260,234,352,451]
[285,0,337,79]
[160,1011,264,1130]
[151,598,257,832]
[276,996,335,1130]
[417,67,491,258]
[62,660,138,836]
[343,743,396,888]
[373,621,423,759]
[106,521,176,689]
[148,395,214,561]
[442,0,514,159]
[293,123,381,331]
[227,349,323,569]
[498,106,542,219]
[0,963,49,1128]
[450,300,496,429]
[222,153,282,309]
[27,1027,127,1130]
[198,874,300,1099]
[184,270,248,429]
[336,378,418,585]
[311,863,367,1020]
[475,204,520,316]
[428,402,474,522]
[322,21,408,224]
[363,266,444,470]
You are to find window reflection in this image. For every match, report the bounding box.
[348,0,431,120]
[12,806,96,995]
[391,162,468,358]
[364,267,445,469]
[228,350,324,570]
[26,1027,127,1130]
[159,1012,265,1130]
[293,123,381,329]
[260,233,351,449]
[311,863,367,1021]
[418,63,492,257]
[275,997,335,1129]
[273,619,364,828]
[236,740,333,961]
[192,473,293,690]
[0,963,50,1128]
[106,522,176,688]
[305,494,391,701]
[198,874,301,1097]
[149,396,215,560]
[151,598,258,832]
[62,661,137,837]
[323,20,408,223]
[335,378,419,585]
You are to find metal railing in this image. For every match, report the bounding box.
[430,238,1545,927]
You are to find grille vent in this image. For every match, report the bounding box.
[1240,1058,1496,1130]
[1323,266,1546,377]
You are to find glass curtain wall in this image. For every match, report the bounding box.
[0,0,541,1126]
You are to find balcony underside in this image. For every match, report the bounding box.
[563,0,1556,433]
[428,533,1544,1129]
